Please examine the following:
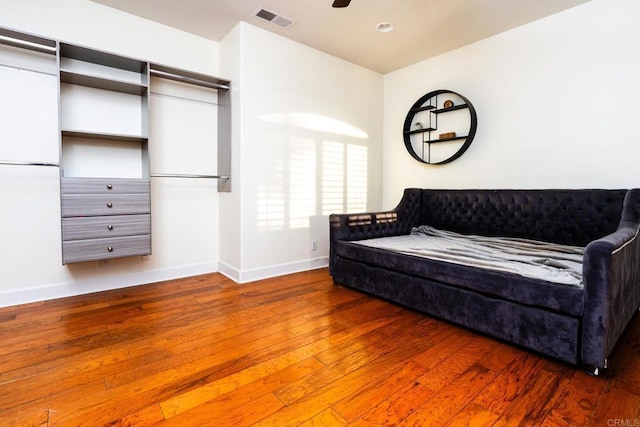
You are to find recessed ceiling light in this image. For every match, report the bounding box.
[376,22,394,33]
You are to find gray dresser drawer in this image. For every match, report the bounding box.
[62,234,151,264]
[60,178,151,263]
[62,178,150,194]
[62,194,150,217]
[62,214,150,241]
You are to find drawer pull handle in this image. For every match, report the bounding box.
[107,202,113,208]
[107,246,114,252]
[107,184,113,190]
[107,225,114,230]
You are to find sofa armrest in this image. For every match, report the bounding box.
[329,188,422,274]
[581,189,640,369]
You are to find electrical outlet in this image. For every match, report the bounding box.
[311,240,318,251]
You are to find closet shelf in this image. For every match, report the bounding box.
[60,69,147,95]
[62,130,147,143]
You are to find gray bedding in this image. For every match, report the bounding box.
[352,225,584,286]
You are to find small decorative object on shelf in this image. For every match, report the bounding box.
[402,89,477,165]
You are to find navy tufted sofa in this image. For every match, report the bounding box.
[329,188,640,372]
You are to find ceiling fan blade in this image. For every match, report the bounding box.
[332,0,351,8]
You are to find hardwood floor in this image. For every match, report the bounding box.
[1,268,639,426]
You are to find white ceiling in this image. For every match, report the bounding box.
[90,0,591,74]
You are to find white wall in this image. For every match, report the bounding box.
[383,0,640,208]
[0,0,218,75]
[0,0,221,307]
[219,23,383,282]
[218,24,243,274]
[8,0,630,305]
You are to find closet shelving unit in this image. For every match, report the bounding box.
[0,25,231,264]
[58,43,152,264]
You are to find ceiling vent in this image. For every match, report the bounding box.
[254,8,295,29]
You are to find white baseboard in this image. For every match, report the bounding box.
[217,261,241,282]
[0,262,218,308]
[219,256,329,284]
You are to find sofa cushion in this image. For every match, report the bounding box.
[334,240,584,316]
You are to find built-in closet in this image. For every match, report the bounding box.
[0,26,230,265]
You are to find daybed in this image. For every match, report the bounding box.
[329,188,640,372]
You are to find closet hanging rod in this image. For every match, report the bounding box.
[151,173,229,179]
[0,160,59,167]
[0,34,57,54]
[149,69,229,90]
[0,62,57,77]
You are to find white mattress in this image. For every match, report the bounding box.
[352,225,584,286]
